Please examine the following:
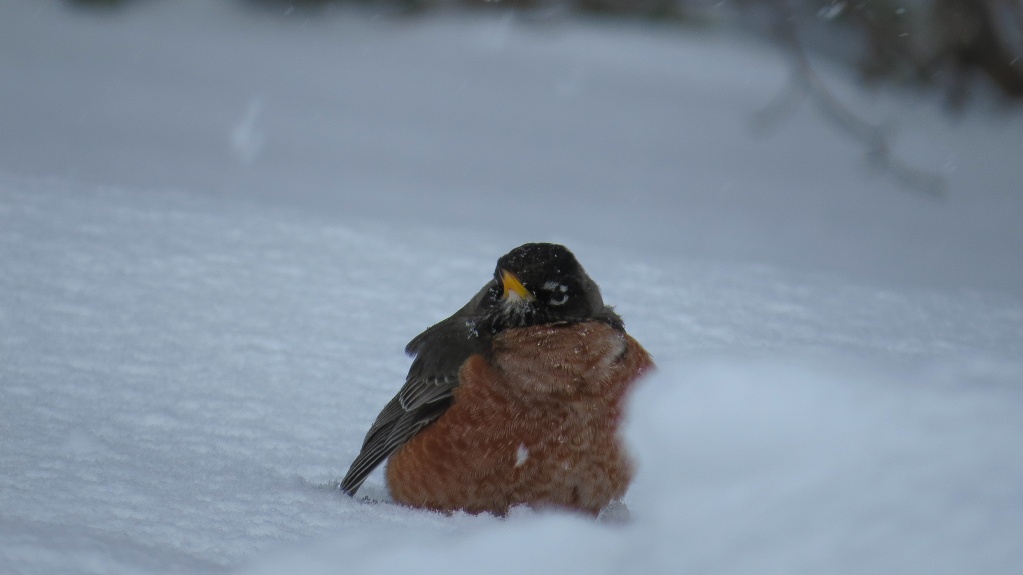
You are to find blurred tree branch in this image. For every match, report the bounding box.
[64,0,1023,197]
[752,0,949,196]
[65,0,1023,108]
[928,0,1023,108]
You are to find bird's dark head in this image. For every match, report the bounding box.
[477,243,620,332]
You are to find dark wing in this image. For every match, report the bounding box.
[339,282,494,496]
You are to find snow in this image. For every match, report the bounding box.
[515,444,529,468]
[2,2,1023,574]
[5,1,1023,297]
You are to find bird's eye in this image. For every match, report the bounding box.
[544,283,570,306]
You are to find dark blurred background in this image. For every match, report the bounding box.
[65,0,1023,111]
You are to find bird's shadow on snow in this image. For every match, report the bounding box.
[296,476,394,505]
[296,475,632,525]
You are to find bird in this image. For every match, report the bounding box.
[339,242,654,516]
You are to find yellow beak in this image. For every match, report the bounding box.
[500,269,534,302]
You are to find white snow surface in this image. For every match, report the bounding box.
[2,2,1023,574]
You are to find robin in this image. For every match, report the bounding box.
[339,243,654,516]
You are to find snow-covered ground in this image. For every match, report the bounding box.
[2,2,1022,574]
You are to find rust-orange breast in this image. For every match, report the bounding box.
[386,322,654,516]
